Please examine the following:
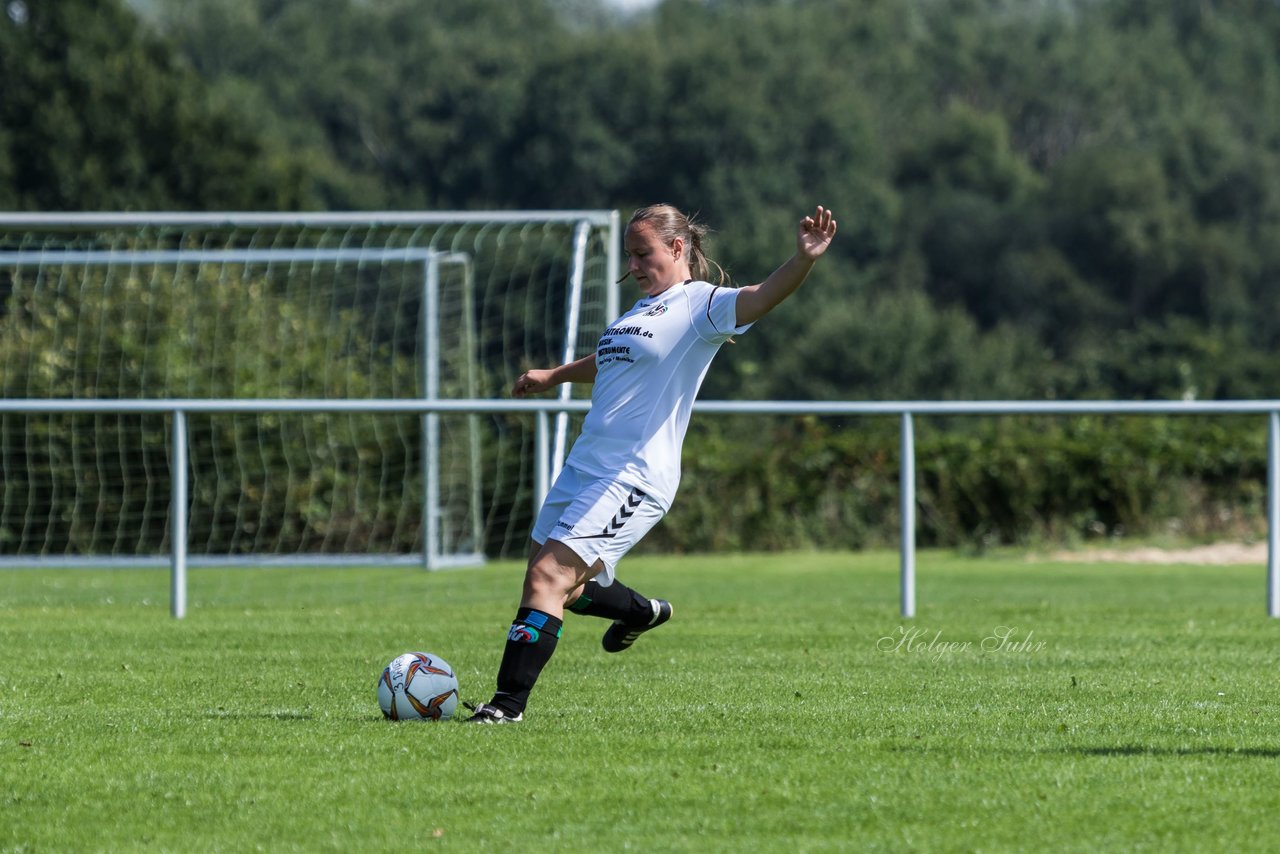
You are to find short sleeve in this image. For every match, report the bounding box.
[690,281,754,343]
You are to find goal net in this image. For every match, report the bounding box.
[0,212,618,568]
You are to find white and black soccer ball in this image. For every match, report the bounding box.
[377,652,459,721]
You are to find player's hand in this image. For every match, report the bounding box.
[797,205,837,260]
[511,369,553,398]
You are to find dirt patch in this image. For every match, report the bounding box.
[1044,542,1268,565]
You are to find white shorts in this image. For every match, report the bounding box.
[530,466,666,585]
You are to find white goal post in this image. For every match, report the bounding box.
[0,211,620,583]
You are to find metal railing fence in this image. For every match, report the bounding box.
[1,397,1277,619]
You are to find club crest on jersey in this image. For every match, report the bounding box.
[642,304,669,317]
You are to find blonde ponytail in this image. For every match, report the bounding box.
[622,204,729,286]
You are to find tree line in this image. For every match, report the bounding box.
[7,0,1279,403]
[4,0,1279,549]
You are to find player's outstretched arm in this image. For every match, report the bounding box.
[734,206,837,326]
[511,354,599,397]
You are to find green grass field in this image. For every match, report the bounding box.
[3,551,1280,852]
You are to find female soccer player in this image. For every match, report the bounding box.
[464,203,837,723]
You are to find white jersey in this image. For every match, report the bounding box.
[564,279,752,510]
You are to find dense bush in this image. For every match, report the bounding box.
[643,415,1269,554]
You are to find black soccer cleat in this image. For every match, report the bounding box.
[462,702,523,724]
[602,598,672,653]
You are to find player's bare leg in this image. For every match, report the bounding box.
[465,541,597,723]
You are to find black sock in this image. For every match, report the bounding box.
[491,607,563,716]
[567,579,653,625]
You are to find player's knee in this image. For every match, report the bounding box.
[524,553,579,601]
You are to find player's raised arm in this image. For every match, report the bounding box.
[511,353,599,397]
[733,206,837,326]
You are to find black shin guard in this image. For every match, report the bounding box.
[567,579,652,624]
[492,607,563,716]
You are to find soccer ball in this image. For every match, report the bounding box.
[377,652,459,721]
